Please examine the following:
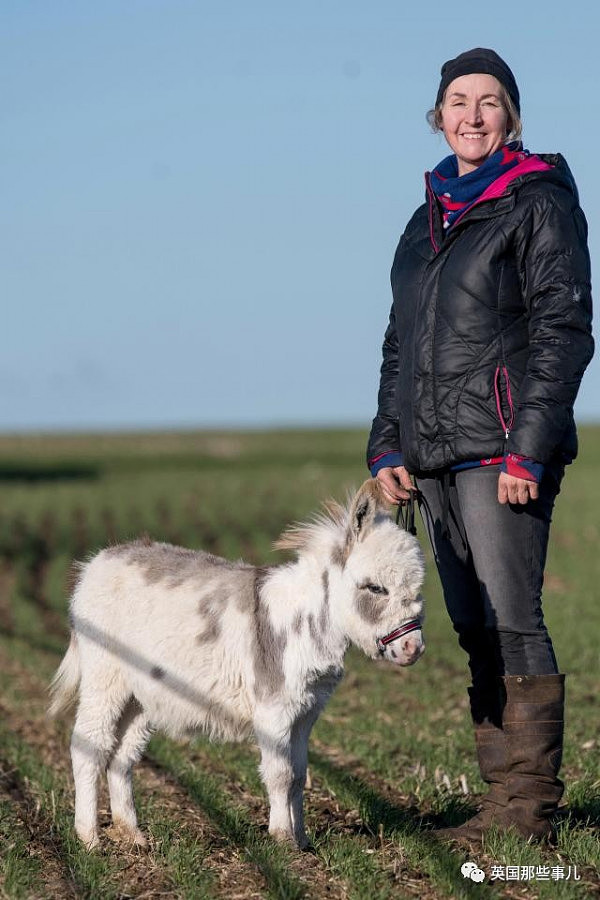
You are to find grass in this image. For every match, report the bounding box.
[0,426,598,899]
[147,736,308,900]
[0,723,120,899]
[0,798,44,899]
[145,814,218,899]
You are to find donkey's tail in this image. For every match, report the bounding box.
[48,632,81,717]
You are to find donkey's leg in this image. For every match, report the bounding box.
[71,686,125,849]
[289,705,320,849]
[255,708,295,844]
[106,697,151,847]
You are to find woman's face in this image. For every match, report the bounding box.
[440,73,510,176]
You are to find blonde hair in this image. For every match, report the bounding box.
[426,83,522,142]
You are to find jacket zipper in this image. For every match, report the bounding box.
[494,365,514,439]
[425,174,440,253]
[426,172,513,246]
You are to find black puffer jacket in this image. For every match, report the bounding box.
[367,155,594,475]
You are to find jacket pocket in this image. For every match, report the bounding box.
[494,365,514,439]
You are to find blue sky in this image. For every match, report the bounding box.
[2,1,598,431]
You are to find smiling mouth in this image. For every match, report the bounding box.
[461,133,486,140]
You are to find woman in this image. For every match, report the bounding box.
[367,48,594,843]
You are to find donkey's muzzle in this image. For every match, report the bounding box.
[377,618,424,666]
[385,629,425,666]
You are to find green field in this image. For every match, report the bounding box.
[0,427,598,900]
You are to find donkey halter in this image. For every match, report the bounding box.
[376,618,422,655]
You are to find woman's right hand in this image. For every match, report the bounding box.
[375,466,416,504]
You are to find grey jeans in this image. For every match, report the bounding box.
[416,464,563,682]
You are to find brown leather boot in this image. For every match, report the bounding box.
[436,682,507,842]
[495,673,565,841]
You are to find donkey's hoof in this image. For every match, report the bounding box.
[106,822,148,848]
[131,829,148,848]
[269,828,312,851]
[77,828,100,850]
[269,827,296,845]
[295,833,311,851]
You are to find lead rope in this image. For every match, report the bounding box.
[378,486,421,657]
[395,489,417,535]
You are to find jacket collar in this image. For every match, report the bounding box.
[425,172,517,253]
[424,151,577,253]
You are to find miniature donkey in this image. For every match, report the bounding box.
[49,479,425,850]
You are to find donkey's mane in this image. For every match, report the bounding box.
[274,497,348,553]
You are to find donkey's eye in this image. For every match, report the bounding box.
[361,583,388,595]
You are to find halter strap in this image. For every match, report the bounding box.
[376,617,422,654]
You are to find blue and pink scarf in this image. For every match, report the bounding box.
[430,141,549,231]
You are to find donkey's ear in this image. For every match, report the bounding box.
[348,479,388,542]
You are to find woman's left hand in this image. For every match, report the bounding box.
[498,472,539,505]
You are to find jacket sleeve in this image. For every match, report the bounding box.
[366,303,402,470]
[508,189,594,462]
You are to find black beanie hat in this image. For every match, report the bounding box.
[435,48,520,115]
